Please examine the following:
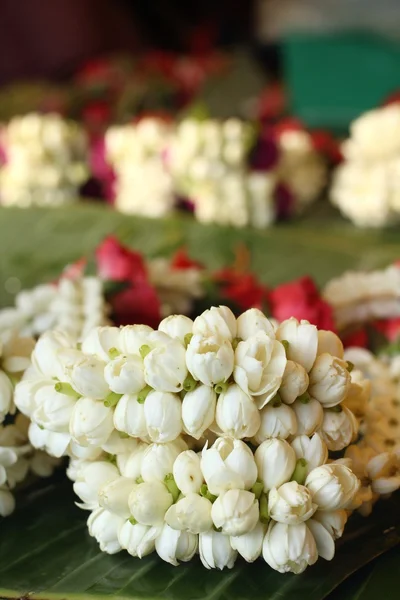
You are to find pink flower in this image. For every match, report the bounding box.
[95,236,148,283]
[170,248,204,271]
[373,318,400,343]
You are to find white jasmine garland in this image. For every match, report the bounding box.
[165,493,213,534]
[211,489,259,536]
[234,332,286,402]
[144,391,182,443]
[128,481,173,526]
[319,407,358,451]
[181,385,217,439]
[193,306,237,341]
[292,397,324,436]
[118,521,160,558]
[276,318,318,373]
[290,433,328,474]
[268,481,317,524]
[262,521,318,574]
[305,463,360,510]
[186,335,234,387]
[113,394,147,439]
[88,507,124,554]
[201,437,258,495]
[279,360,309,405]
[215,384,260,439]
[173,450,203,495]
[255,438,296,492]
[199,530,237,570]
[230,521,265,562]
[155,524,198,566]
[309,353,351,408]
[236,308,276,341]
[254,402,297,443]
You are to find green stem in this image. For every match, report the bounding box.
[104,392,123,407]
[108,347,120,359]
[137,385,152,404]
[281,340,290,355]
[184,333,193,348]
[129,517,138,525]
[164,473,180,503]
[251,480,264,500]
[346,361,354,373]
[271,393,282,408]
[200,483,217,503]
[259,493,270,525]
[183,373,197,392]
[328,405,343,413]
[139,344,151,359]
[291,458,308,485]
[232,337,242,350]
[297,391,311,404]
[214,381,228,395]
[135,476,144,484]
[54,382,81,400]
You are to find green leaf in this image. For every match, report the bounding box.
[0,478,399,599]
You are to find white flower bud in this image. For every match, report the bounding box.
[211,489,259,536]
[144,333,187,393]
[305,463,360,510]
[32,330,73,379]
[182,385,216,439]
[28,422,70,458]
[113,394,147,438]
[343,369,370,419]
[14,377,44,418]
[155,524,198,566]
[82,327,121,361]
[306,519,335,561]
[199,530,237,570]
[216,384,260,439]
[319,407,358,451]
[312,510,348,539]
[173,450,203,495]
[193,306,237,340]
[230,521,265,562]
[118,521,160,558]
[317,331,344,359]
[88,507,124,554]
[279,361,309,405]
[201,437,258,495]
[367,452,400,495]
[0,372,13,421]
[64,355,109,400]
[144,391,182,443]
[186,335,234,387]
[234,333,286,401]
[165,493,213,533]
[292,397,324,435]
[290,433,328,474]
[73,461,119,510]
[104,355,145,395]
[255,439,296,492]
[268,481,317,524]
[309,353,351,408]
[141,440,187,482]
[117,442,147,479]
[158,315,194,344]
[99,476,135,518]
[254,403,297,443]
[70,397,114,447]
[118,325,154,355]
[236,308,276,341]
[262,521,318,574]
[129,481,172,526]
[33,385,75,433]
[276,318,318,373]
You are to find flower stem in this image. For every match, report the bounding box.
[297,391,311,404]
[139,344,151,359]
[137,385,152,404]
[346,361,354,373]
[232,337,242,350]
[184,333,193,348]
[164,473,180,503]
[108,347,120,359]
[54,382,81,399]
[183,373,197,392]
[104,392,123,407]
[271,393,282,408]
[328,405,343,413]
[251,480,264,500]
[214,381,228,395]
[200,483,217,503]
[281,339,290,355]
[135,476,144,484]
[129,517,138,525]
[291,458,308,485]
[259,493,270,525]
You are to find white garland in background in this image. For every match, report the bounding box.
[14,305,380,572]
[330,104,400,227]
[323,264,400,331]
[0,113,88,208]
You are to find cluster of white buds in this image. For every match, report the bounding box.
[15,305,367,572]
[105,119,175,217]
[0,275,108,341]
[330,104,400,227]
[323,264,400,331]
[0,113,88,207]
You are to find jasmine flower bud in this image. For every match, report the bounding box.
[255,438,296,492]
[236,308,276,341]
[199,530,237,570]
[186,335,234,387]
[216,384,260,439]
[276,318,318,373]
[309,353,351,408]
[129,481,173,526]
[144,391,183,443]
[268,481,316,524]
[201,437,258,495]
[230,521,265,562]
[279,360,309,405]
[262,521,318,574]
[155,524,198,566]
[165,493,213,533]
[211,489,259,536]
[181,385,217,439]
[173,450,203,495]
[193,306,237,341]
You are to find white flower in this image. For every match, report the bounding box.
[88,507,124,554]
[309,353,351,408]
[312,510,348,539]
[117,442,147,480]
[292,397,324,435]
[158,315,194,344]
[33,385,75,433]
[28,422,70,458]
[99,476,135,518]
[230,521,265,562]
[113,394,147,438]
[65,355,109,400]
[155,524,198,566]
[165,493,213,533]
[118,325,154,355]
[0,372,14,422]
[32,330,73,379]
[82,326,121,361]
[254,402,297,443]
[367,452,400,495]
[182,385,216,439]
[193,306,237,340]
[317,331,344,359]
[211,489,259,536]
[173,450,203,495]
[129,481,172,526]
[319,407,358,451]
[141,439,187,482]
[186,335,234,387]
[262,521,318,574]
[276,318,318,373]
[236,308,276,341]
[118,521,160,558]
[14,377,46,419]
[216,384,260,439]
[199,530,237,570]
[201,437,257,495]
[342,370,370,419]
[255,438,296,492]
[305,463,360,510]
[268,481,316,524]
[144,391,182,443]
[143,332,187,392]
[104,355,145,395]
[306,519,335,561]
[0,488,15,517]
[73,461,119,510]
[290,433,328,474]
[70,397,114,447]
[279,361,309,405]
[234,333,286,402]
